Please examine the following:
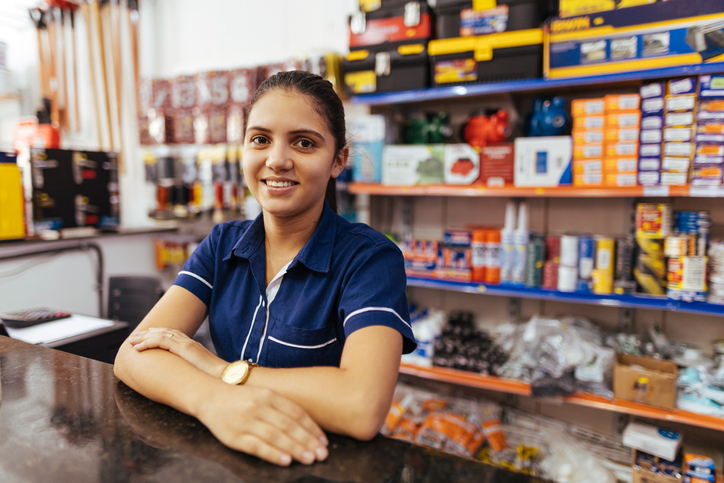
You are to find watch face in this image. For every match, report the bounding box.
[222,361,249,385]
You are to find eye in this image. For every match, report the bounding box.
[296,139,314,149]
[251,135,269,145]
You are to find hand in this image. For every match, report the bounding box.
[197,384,329,466]
[128,327,227,378]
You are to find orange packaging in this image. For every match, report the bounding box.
[605,141,638,157]
[573,159,603,175]
[605,127,640,143]
[604,157,638,173]
[698,123,724,134]
[573,172,604,187]
[605,173,637,187]
[698,99,724,112]
[572,98,605,117]
[573,115,605,131]
[416,412,481,457]
[472,229,487,282]
[574,143,604,159]
[572,129,604,145]
[484,229,501,284]
[481,419,508,452]
[392,417,419,442]
[384,401,407,434]
[696,144,724,156]
[604,93,641,112]
[605,112,641,129]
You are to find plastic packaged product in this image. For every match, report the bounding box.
[557,265,578,292]
[484,229,502,284]
[525,234,545,287]
[512,202,529,284]
[559,235,579,267]
[500,201,516,283]
[471,228,487,282]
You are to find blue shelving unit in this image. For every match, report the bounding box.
[407,276,724,317]
[351,63,724,106]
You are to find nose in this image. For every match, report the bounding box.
[266,142,293,172]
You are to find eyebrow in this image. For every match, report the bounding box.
[247,126,325,141]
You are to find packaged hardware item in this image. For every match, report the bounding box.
[622,422,682,461]
[573,172,604,187]
[433,0,553,39]
[641,115,664,131]
[348,115,385,183]
[632,449,682,483]
[666,94,696,113]
[514,136,572,187]
[606,112,641,129]
[572,97,605,117]
[444,144,480,185]
[383,144,445,185]
[663,142,693,157]
[574,143,603,159]
[605,93,640,112]
[558,0,656,18]
[606,128,640,143]
[479,143,514,186]
[573,115,605,131]
[668,77,696,96]
[640,143,662,157]
[636,204,672,238]
[573,129,604,145]
[642,97,664,116]
[641,82,664,99]
[573,159,603,175]
[605,173,637,187]
[615,357,677,409]
[637,170,660,186]
[698,75,724,98]
[0,158,25,240]
[640,129,662,144]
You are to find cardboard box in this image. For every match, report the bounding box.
[665,95,696,113]
[631,450,680,483]
[572,115,605,131]
[382,145,445,185]
[479,143,514,186]
[641,115,663,130]
[698,99,724,113]
[662,157,690,172]
[558,0,656,18]
[663,142,693,157]
[545,0,724,78]
[665,112,695,127]
[574,143,604,159]
[641,82,664,99]
[605,94,641,112]
[606,172,637,187]
[606,128,640,143]
[514,136,572,187]
[642,98,664,116]
[640,129,662,144]
[573,158,603,174]
[638,170,661,186]
[604,157,637,173]
[606,112,641,129]
[348,115,385,183]
[640,143,662,158]
[444,144,480,185]
[613,355,677,409]
[639,158,661,171]
[623,422,682,461]
[667,77,696,96]
[698,75,724,99]
[661,172,689,185]
[573,129,604,145]
[696,144,724,157]
[574,172,604,186]
[606,141,638,157]
[663,127,693,143]
[572,98,605,117]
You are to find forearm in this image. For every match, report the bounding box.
[114,341,222,419]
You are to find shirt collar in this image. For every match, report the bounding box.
[223,202,337,274]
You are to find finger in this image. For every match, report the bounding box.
[259,407,328,461]
[246,419,318,465]
[269,394,328,446]
[230,433,293,467]
[130,332,176,352]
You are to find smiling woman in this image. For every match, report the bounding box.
[113,71,416,468]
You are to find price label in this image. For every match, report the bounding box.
[643,186,670,197]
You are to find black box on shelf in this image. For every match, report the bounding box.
[349,1,433,50]
[30,149,120,231]
[428,29,543,86]
[343,44,429,94]
[432,0,553,40]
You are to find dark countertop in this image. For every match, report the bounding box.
[0,336,546,483]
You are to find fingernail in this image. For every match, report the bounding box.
[128,337,136,343]
[319,435,328,446]
[279,454,291,466]
[315,446,328,460]
[133,344,142,349]
[302,451,314,464]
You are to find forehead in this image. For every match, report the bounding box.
[247,90,330,136]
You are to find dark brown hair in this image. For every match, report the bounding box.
[244,70,346,213]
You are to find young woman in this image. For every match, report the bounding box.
[114,71,416,468]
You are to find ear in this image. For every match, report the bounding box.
[330,146,349,179]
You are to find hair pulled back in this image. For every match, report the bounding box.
[245,70,346,213]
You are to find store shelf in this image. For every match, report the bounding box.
[350,63,724,106]
[407,276,724,317]
[399,363,724,432]
[348,183,724,198]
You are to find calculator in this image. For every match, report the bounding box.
[0,309,72,328]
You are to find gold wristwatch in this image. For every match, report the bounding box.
[221,360,257,385]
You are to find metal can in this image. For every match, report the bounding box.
[592,268,613,294]
[636,203,672,238]
[595,236,616,275]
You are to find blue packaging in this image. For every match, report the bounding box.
[641,115,664,130]
[668,77,696,96]
[639,157,661,171]
[578,236,595,281]
[640,143,662,158]
[348,115,385,183]
[641,97,664,116]
[638,170,660,186]
[641,82,664,99]
[698,75,724,98]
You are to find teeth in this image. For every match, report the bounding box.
[267,180,294,188]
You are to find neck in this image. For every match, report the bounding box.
[263,201,326,260]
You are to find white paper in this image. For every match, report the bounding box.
[5,314,115,345]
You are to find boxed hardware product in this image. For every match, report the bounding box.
[478,143,514,186]
[444,144,480,184]
[642,98,665,116]
[604,157,637,173]
[348,1,433,49]
[605,172,637,187]
[545,0,724,79]
[514,136,572,187]
[614,355,677,409]
[698,74,724,98]
[572,129,604,145]
[605,93,641,112]
[382,144,445,185]
[622,422,682,462]
[343,45,429,94]
[0,154,25,241]
[347,115,386,183]
[573,172,604,187]
[631,449,681,483]
[428,29,543,86]
[638,170,660,186]
[432,0,553,39]
[667,77,697,96]
[558,0,656,18]
[573,115,605,131]
[572,97,605,117]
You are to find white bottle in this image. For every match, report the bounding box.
[512,202,529,284]
[500,201,517,283]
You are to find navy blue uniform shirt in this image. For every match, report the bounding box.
[174,202,416,368]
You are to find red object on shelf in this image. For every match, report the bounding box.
[463,110,510,149]
[399,363,724,432]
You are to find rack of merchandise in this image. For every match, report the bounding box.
[352,64,724,438]
[399,363,724,433]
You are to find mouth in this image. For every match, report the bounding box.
[262,179,299,188]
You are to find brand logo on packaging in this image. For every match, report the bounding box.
[550,16,591,34]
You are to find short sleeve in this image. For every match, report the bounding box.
[173,224,220,306]
[339,243,416,354]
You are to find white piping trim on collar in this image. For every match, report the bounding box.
[178,271,213,289]
[343,307,412,331]
[268,336,337,350]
